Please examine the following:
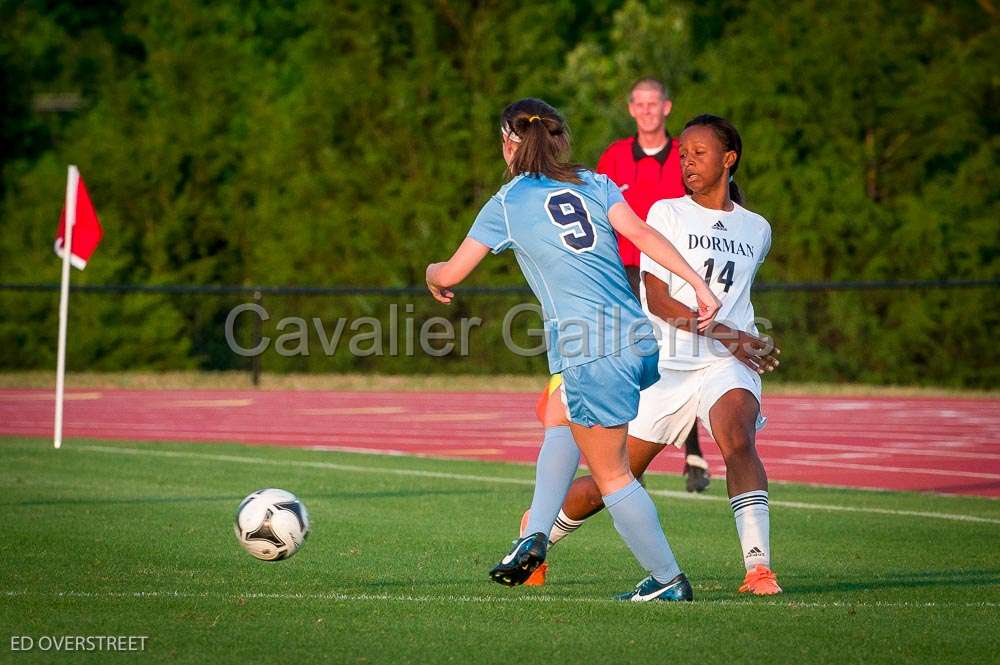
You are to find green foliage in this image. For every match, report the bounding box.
[670,0,999,387]
[0,0,996,385]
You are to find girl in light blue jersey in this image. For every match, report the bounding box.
[425,98,719,601]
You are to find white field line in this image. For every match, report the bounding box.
[790,453,887,461]
[1,420,538,440]
[10,418,997,459]
[759,439,1000,461]
[763,458,1000,480]
[9,423,998,464]
[2,590,998,609]
[303,444,1000,499]
[0,590,1000,609]
[73,445,1000,525]
[8,419,998,450]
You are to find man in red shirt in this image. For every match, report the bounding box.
[597,78,686,293]
[597,77,710,492]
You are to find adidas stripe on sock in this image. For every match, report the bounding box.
[730,490,770,570]
[549,510,585,545]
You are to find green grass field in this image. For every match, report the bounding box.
[2,437,999,664]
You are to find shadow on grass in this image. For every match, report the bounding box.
[782,569,1000,594]
[4,488,486,508]
[359,577,603,591]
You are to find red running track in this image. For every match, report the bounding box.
[2,389,999,497]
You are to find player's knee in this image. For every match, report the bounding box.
[591,470,634,498]
[569,476,605,514]
[718,429,756,460]
[584,489,606,513]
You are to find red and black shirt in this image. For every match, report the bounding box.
[596,134,685,266]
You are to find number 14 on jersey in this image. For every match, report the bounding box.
[704,258,735,293]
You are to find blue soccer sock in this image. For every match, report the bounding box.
[603,479,682,583]
[523,426,580,538]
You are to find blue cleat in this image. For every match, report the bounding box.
[489,532,548,587]
[615,573,694,602]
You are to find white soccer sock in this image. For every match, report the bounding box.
[730,490,770,570]
[685,454,709,471]
[549,510,585,545]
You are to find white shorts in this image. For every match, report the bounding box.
[627,356,766,446]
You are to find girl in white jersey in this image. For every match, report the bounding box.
[519,115,783,595]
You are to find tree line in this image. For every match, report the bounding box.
[1,0,996,386]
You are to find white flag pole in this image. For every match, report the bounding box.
[54,165,79,449]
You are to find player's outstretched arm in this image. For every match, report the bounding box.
[425,238,492,304]
[643,272,780,374]
[608,201,720,328]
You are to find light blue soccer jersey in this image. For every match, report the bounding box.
[468,170,654,373]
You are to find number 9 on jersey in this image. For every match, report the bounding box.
[546,190,597,253]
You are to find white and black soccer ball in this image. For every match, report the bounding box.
[234,488,310,561]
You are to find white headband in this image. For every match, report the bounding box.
[501,124,522,143]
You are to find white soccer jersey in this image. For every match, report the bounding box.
[639,196,772,370]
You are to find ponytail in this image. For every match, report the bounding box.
[729,176,743,205]
[501,99,583,184]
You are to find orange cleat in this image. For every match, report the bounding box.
[738,565,783,595]
[524,562,548,586]
[519,509,548,586]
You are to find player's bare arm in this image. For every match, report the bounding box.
[425,238,492,304]
[642,271,780,374]
[608,201,720,328]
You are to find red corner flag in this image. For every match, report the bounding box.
[54,174,103,270]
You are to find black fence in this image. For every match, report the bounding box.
[1,279,998,388]
[2,278,997,296]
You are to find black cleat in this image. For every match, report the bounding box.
[615,573,694,602]
[684,454,710,493]
[489,532,548,587]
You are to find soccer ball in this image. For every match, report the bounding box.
[234,488,310,561]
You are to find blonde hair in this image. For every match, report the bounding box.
[628,77,669,103]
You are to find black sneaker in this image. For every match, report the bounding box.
[615,573,694,602]
[683,454,710,493]
[489,532,548,587]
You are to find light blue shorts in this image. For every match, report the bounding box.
[560,337,660,427]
